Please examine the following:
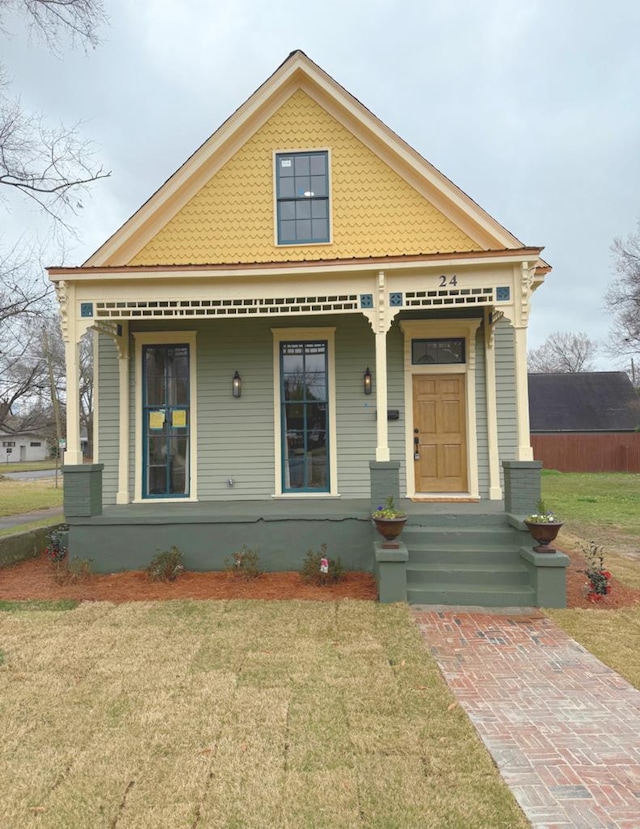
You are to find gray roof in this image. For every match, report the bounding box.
[528,372,640,432]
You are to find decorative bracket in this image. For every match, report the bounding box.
[485,308,505,349]
[361,271,403,333]
[518,261,537,327]
[93,320,128,359]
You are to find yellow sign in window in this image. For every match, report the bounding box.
[149,411,165,429]
[172,410,187,428]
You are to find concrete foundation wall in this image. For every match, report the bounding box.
[69,516,374,574]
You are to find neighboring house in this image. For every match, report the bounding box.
[48,51,566,606]
[0,429,49,463]
[529,372,640,472]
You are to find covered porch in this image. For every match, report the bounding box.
[62,461,568,607]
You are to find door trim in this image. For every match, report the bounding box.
[400,319,481,499]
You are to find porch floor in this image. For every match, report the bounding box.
[70,498,507,524]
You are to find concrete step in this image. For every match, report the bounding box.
[407,544,521,565]
[406,562,530,587]
[407,582,536,607]
[402,525,519,547]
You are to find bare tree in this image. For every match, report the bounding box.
[605,220,640,361]
[0,0,106,50]
[528,331,598,373]
[0,1,109,224]
[0,91,109,225]
[0,239,50,324]
[0,0,105,434]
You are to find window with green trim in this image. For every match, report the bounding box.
[280,341,329,492]
[276,151,329,244]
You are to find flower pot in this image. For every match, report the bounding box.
[372,516,407,548]
[524,521,563,553]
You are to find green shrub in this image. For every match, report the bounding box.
[225,545,262,580]
[146,547,185,582]
[146,547,184,581]
[300,543,344,586]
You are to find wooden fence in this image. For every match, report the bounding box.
[531,433,640,473]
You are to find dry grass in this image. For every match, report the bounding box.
[0,517,60,538]
[0,478,63,517]
[546,606,640,691]
[0,600,527,828]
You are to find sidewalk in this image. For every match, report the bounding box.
[413,608,640,829]
[0,507,63,531]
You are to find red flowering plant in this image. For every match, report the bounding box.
[45,526,68,563]
[580,541,611,602]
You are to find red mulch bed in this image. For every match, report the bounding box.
[1,549,639,608]
[563,546,640,610]
[0,553,378,603]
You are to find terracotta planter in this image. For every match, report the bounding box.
[524,521,563,553]
[372,516,407,549]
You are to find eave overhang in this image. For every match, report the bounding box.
[49,246,545,284]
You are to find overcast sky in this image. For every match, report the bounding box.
[3,0,639,370]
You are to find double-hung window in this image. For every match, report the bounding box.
[276,151,329,244]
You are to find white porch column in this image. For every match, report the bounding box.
[116,324,130,504]
[514,325,534,461]
[63,284,83,465]
[374,330,390,461]
[484,310,502,499]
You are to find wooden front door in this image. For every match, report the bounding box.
[413,374,467,493]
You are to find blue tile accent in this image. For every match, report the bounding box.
[389,292,403,307]
[80,302,94,318]
[360,293,373,309]
[496,287,510,302]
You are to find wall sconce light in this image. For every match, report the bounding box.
[232,370,242,398]
[363,367,372,395]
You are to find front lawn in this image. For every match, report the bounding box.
[0,478,63,517]
[0,461,57,474]
[0,600,528,828]
[547,606,640,691]
[541,470,640,532]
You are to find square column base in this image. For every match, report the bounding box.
[374,541,408,603]
[62,464,104,518]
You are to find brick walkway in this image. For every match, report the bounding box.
[413,609,640,829]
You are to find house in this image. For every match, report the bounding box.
[0,428,49,463]
[529,371,640,472]
[48,51,568,606]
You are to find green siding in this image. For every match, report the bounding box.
[495,320,518,479]
[97,333,119,505]
[386,322,406,493]
[474,326,489,497]
[96,315,519,503]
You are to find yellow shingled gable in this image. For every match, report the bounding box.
[130,90,480,266]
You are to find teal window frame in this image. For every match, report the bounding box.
[276,151,329,244]
[142,343,191,499]
[280,340,330,493]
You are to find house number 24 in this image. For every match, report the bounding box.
[438,274,458,287]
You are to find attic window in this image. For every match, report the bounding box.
[276,151,329,244]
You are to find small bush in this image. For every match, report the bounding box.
[300,543,344,586]
[146,547,185,582]
[53,557,93,585]
[225,546,262,580]
[45,526,69,563]
[580,541,611,602]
